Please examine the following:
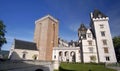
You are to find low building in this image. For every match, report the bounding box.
[9,39,39,60]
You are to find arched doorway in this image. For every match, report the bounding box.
[59,51,63,61]
[70,51,76,62]
[65,51,69,62]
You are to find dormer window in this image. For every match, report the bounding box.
[88,33,91,38]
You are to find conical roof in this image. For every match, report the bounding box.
[78,24,87,31]
[93,9,107,18]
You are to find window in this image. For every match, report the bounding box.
[106,56,110,61]
[88,41,92,45]
[34,56,37,60]
[101,31,105,36]
[102,40,107,45]
[100,24,104,28]
[88,33,91,38]
[90,56,96,62]
[32,55,37,60]
[22,54,26,59]
[89,47,93,53]
[104,48,109,53]
[54,55,56,59]
[22,51,27,59]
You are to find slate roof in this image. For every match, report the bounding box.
[78,24,87,31]
[14,39,38,50]
[93,9,107,18]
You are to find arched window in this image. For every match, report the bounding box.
[22,53,26,59]
[22,51,27,59]
[32,55,37,60]
[34,56,37,60]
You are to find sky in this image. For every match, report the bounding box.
[0,0,120,50]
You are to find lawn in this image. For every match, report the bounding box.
[56,62,117,71]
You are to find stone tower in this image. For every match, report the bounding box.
[34,15,58,61]
[90,9,116,63]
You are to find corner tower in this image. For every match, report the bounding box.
[34,15,58,61]
[78,24,87,40]
[90,9,116,63]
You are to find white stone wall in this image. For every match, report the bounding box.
[81,29,98,63]
[52,47,81,62]
[10,49,39,60]
[91,17,117,63]
[52,47,81,69]
[82,39,98,63]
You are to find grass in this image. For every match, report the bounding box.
[56,62,117,71]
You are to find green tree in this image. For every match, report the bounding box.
[0,20,7,50]
[113,36,120,48]
[113,36,120,62]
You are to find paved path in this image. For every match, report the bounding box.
[107,67,120,71]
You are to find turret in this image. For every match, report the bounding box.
[78,24,87,40]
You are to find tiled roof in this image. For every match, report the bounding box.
[14,39,38,50]
[93,9,107,18]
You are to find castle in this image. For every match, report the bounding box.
[9,9,117,69]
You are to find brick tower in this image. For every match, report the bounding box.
[34,15,58,61]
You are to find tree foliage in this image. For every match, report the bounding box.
[0,20,7,50]
[113,36,120,62]
[113,36,120,48]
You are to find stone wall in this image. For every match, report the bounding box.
[0,60,53,71]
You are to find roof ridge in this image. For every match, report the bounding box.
[14,39,35,44]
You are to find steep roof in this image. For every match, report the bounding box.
[93,9,107,18]
[78,24,87,31]
[14,39,38,50]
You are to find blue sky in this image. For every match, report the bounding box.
[0,0,120,50]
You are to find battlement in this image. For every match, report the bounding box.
[92,17,109,21]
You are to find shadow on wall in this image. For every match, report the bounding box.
[9,51,22,60]
[0,52,50,71]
